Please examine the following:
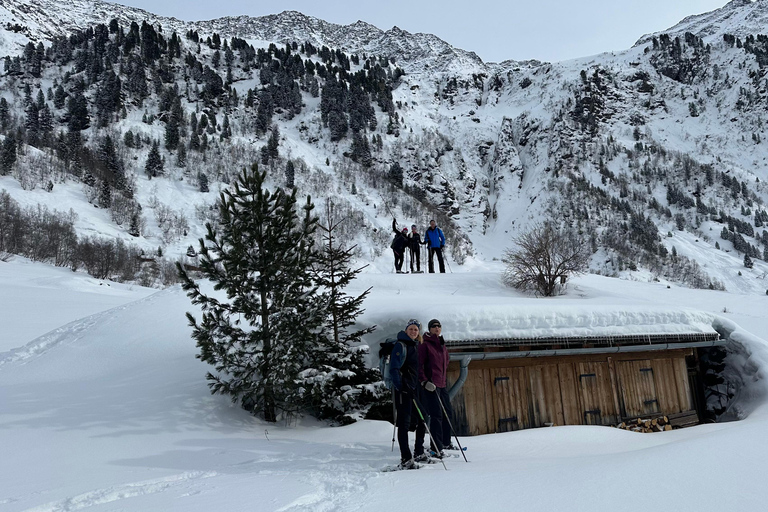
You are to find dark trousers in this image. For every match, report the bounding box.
[409,247,421,272]
[428,247,445,273]
[393,249,404,271]
[395,389,426,462]
[421,389,444,452]
[437,387,453,447]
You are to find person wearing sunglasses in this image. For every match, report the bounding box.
[416,318,453,459]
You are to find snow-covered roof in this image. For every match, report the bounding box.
[436,305,719,343]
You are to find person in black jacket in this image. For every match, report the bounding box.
[407,224,423,273]
[388,319,426,469]
[391,219,409,272]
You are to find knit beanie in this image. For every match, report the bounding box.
[406,319,421,331]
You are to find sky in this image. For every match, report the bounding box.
[109,0,731,63]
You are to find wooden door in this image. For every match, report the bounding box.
[650,357,694,414]
[616,360,660,417]
[490,367,532,432]
[527,364,565,427]
[577,362,619,425]
[558,363,584,425]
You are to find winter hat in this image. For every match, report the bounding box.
[428,319,441,329]
[402,227,408,233]
[406,319,421,330]
[411,224,417,229]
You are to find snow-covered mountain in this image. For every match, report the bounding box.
[1,0,768,295]
[0,0,491,74]
[636,0,767,46]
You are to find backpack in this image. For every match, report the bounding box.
[378,338,402,390]
[390,237,397,249]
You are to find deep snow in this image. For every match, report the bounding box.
[2,257,768,511]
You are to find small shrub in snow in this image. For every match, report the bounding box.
[502,222,590,297]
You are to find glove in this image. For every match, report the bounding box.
[423,381,436,392]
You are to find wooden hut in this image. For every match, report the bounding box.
[445,332,724,435]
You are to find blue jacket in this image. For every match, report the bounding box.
[390,331,419,392]
[424,226,445,249]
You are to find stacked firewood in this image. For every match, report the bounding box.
[616,416,673,433]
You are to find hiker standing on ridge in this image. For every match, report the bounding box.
[407,224,424,273]
[391,219,409,273]
[418,318,452,459]
[424,219,446,273]
[389,319,427,469]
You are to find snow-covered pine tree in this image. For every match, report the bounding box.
[302,199,380,424]
[145,141,163,178]
[177,164,324,422]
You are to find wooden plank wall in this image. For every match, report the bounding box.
[449,349,695,436]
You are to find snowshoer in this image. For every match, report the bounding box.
[389,319,427,469]
[408,224,423,273]
[391,219,409,273]
[424,220,446,273]
[418,318,452,458]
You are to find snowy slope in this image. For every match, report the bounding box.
[0,257,154,352]
[1,0,768,299]
[1,258,768,511]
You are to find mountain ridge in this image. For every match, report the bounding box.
[0,0,492,74]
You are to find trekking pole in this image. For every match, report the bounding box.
[412,398,448,470]
[444,246,453,273]
[436,393,468,462]
[391,389,397,452]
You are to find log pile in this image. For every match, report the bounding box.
[616,416,673,433]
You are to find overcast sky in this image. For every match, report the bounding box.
[110,0,730,63]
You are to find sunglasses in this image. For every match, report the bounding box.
[430,324,442,329]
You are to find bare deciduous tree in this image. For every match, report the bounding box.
[502,222,591,296]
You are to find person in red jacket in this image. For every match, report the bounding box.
[417,318,452,459]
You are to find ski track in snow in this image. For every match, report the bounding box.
[19,471,217,512]
[273,465,370,512]
[0,291,161,369]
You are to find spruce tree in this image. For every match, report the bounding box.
[53,84,66,109]
[285,160,295,188]
[175,143,187,168]
[99,135,125,190]
[129,212,141,236]
[178,164,324,421]
[1,134,17,175]
[0,98,9,130]
[98,180,112,209]
[197,172,208,192]
[267,125,280,160]
[165,112,180,150]
[304,200,379,423]
[25,103,40,146]
[66,91,90,131]
[145,141,163,178]
[38,105,53,139]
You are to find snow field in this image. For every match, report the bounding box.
[2,258,768,510]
